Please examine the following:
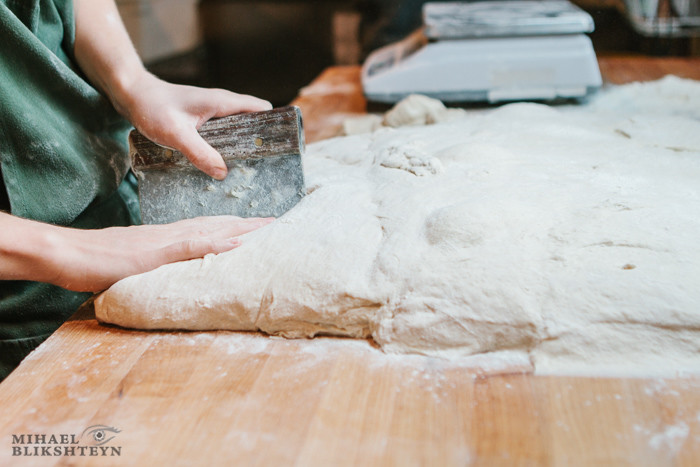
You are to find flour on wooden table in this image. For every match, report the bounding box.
[95,76,700,377]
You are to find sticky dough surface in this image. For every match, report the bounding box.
[96,77,700,376]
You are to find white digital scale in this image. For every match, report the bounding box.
[362,1,603,103]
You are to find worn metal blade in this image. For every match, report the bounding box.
[136,155,305,224]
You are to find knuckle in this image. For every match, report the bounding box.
[177,238,217,259]
[177,239,201,257]
[173,239,198,258]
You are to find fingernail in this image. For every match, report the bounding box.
[227,237,241,246]
[214,167,228,180]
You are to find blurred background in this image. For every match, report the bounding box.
[117,0,700,107]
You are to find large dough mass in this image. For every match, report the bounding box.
[96,77,700,376]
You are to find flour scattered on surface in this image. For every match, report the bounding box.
[648,421,690,452]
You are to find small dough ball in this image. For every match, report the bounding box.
[383,94,447,127]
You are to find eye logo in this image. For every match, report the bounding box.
[80,425,121,446]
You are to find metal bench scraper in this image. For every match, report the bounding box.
[130,106,306,224]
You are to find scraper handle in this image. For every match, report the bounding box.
[130,106,304,171]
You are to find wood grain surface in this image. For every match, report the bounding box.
[131,106,304,170]
[1,305,699,466]
[1,57,699,466]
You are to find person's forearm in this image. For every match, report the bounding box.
[0,211,271,292]
[71,0,272,179]
[0,213,62,284]
[72,0,147,118]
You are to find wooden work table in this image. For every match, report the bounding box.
[2,57,700,466]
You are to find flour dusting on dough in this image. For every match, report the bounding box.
[96,77,700,377]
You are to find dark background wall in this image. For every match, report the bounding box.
[147,0,700,106]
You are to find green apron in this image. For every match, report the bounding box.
[0,0,140,380]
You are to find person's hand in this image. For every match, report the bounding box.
[49,216,275,292]
[117,73,272,180]
[72,0,272,179]
[0,213,274,293]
